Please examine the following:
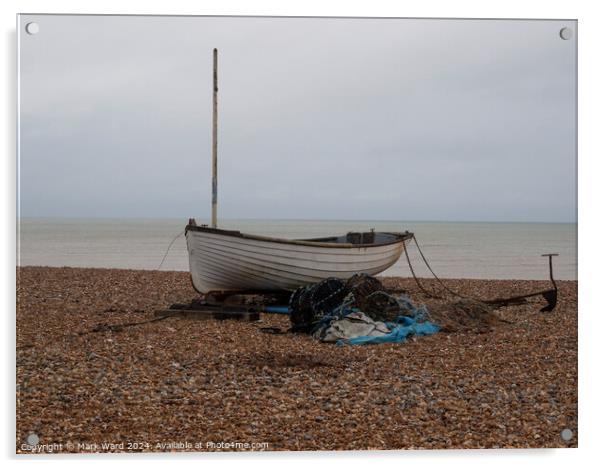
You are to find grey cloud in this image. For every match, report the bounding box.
[19,16,576,222]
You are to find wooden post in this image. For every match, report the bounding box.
[211,48,218,228]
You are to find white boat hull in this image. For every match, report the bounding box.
[185,225,411,293]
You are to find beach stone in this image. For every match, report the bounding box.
[16,267,577,452]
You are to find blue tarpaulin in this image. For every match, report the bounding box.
[310,293,440,346]
[337,315,440,346]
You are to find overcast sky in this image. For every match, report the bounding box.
[18,15,576,222]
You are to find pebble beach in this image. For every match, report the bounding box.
[16,266,578,452]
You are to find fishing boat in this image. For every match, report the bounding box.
[186,220,413,294]
[186,49,413,294]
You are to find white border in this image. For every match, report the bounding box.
[3,1,600,467]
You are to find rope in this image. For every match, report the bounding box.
[402,234,558,312]
[158,230,185,270]
[86,313,178,334]
[410,234,467,299]
[18,313,181,350]
[403,235,474,300]
[402,239,444,299]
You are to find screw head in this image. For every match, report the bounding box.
[561,428,573,441]
[25,22,39,35]
[559,27,573,40]
[26,433,39,445]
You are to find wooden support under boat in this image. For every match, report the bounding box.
[154,305,260,322]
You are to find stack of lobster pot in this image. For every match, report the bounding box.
[288,273,389,332]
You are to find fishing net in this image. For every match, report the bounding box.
[359,291,402,322]
[427,298,500,333]
[289,274,431,332]
[289,273,505,336]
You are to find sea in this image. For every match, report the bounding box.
[17,218,577,280]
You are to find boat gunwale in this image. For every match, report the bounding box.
[185,225,414,248]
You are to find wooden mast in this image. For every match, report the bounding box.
[211,48,218,228]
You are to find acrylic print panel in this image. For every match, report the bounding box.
[17,15,577,453]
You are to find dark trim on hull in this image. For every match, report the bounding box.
[185,223,414,249]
